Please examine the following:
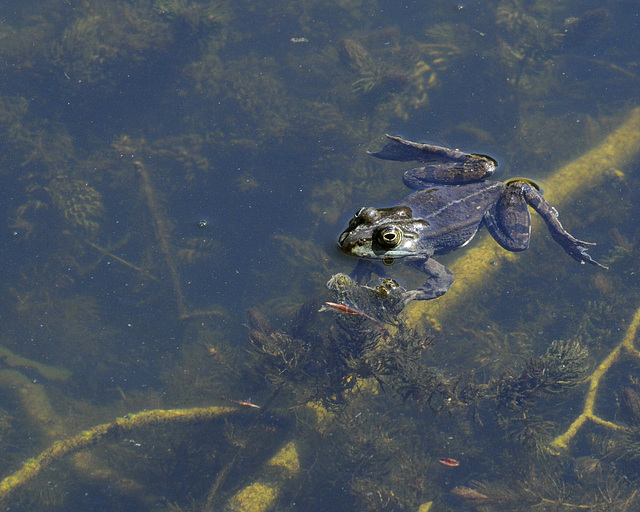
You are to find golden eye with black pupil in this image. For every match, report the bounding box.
[377,226,402,248]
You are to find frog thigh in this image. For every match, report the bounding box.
[404,257,455,302]
[402,162,490,188]
[483,188,531,251]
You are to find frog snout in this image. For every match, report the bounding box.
[338,230,366,254]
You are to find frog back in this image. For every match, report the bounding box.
[401,181,504,254]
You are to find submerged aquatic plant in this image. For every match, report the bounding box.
[248,273,477,411]
[47,175,105,238]
[336,38,409,98]
[155,0,232,31]
[492,339,590,409]
[51,2,173,86]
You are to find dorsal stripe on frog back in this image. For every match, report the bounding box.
[402,181,504,225]
[400,181,504,255]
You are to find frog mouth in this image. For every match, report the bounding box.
[338,232,376,258]
[338,235,367,254]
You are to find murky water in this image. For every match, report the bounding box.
[0,0,639,510]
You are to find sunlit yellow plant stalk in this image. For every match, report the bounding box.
[0,406,235,502]
[550,305,640,450]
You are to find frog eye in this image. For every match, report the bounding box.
[377,226,403,248]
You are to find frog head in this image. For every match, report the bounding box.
[339,205,430,259]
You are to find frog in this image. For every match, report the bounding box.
[338,135,607,304]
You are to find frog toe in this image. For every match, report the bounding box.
[549,231,607,268]
[564,241,608,269]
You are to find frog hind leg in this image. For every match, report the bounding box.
[403,257,455,304]
[370,135,497,186]
[369,135,456,162]
[483,183,532,251]
[402,161,493,188]
[520,183,609,269]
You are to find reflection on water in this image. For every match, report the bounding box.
[0,0,639,510]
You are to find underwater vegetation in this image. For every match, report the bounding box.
[50,1,174,87]
[337,38,410,97]
[5,265,640,511]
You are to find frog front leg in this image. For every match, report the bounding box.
[403,257,455,303]
[349,258,393,283]
[518,182,608,269]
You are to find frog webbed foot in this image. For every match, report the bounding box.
[521,184,608,270]
[404,257,455,303]
[549,231,608,269]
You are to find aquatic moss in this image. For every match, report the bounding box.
[227,482,278,512]
[0,370,65,441]
[155,0,232,30]
[47,175,105,238]
[0,406,236,502]
[0,346,71,382]
[51,3,173,86]
[226,441,300,512]
[550,304,640,450]
[268,441,300,473]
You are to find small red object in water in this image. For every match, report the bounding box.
[438,457,460,467]
[221,397,260,409]
[321,302,390,339]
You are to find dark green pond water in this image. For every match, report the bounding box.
[0,0,639,510]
